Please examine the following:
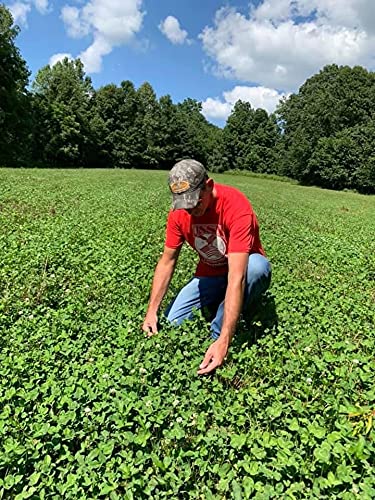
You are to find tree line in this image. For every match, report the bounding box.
[1,4,374,193]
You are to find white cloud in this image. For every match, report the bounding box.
[200,1,375,92]
[61,0,145,73]
[159,15,189,45]
[79,37,111,73]
[251,0,291,23]
[201,98,232,120]
[8,0,50,26]
[33,0,48,14]
[202,85,287,120]
[49,53,73,66]
[8,2,31,26]
[61,6,90,38]
[252,0,375,37]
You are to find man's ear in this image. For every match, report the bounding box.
[206,178,214,192]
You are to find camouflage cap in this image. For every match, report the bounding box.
[168,159,207,210]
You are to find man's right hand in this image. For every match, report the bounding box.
[142,312,158,337]
[141,246,180,338]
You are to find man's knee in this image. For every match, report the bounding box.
[165,303,194,325]
[247,253,271,284]
[164,277,200,325]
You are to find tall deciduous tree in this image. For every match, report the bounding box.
[135,82,162,168]
[308,122,375,193]
[223,101,280,172]
[91,80,139,168]
[32,58,94,167]
[0,5,31,166]
[206,124,226,173]
[277,64,375,183]
[174,98,219,166]
[158,94,183,169]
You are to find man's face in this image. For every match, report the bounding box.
[186,179,213,217]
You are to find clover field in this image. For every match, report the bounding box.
[0,169,374,499]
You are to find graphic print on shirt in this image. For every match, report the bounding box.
[193,224,227,266]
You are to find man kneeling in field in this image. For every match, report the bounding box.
[142,159,271,375]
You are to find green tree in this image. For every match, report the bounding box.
[277,64,375,184]
[0,4,31,166]
[158,94,183,169]
[174,98,220,166]
[223,101,279,172]
[308,122,375,193]
[206,125,227,173]
[135,82,162,168]
[92,85,222,170]
[91,80,139,168]
[32,58,94,167]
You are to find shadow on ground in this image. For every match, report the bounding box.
[158,291,278,351]
[233,291,278,348]
[199,290,278,348]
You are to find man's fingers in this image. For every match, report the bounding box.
[199,349,213,369]
[148,324,158,335]
[142,323,158,336]
[197,359,220,375]
[147,328,158,337]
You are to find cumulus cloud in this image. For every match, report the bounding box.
[49,53,73,66]
[202,85,287,120]
[8,0,49,26]
[79,38,112,73]
[33,0,48,14]
[202,98,232,121]
[61,0,145,73]
[159,16,189,45]
[61,6,90,38]
[8,2,31,26]
[200,0,375,91]
[252,0,375,33]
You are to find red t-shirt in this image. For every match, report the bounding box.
[165,183,265,277]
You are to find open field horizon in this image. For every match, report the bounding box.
[0,169,374,498]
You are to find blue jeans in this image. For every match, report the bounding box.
[165,253,271,339]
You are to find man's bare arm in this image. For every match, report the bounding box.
[219,252,249,344]
[198,253,248,374]
[142,246,181,335]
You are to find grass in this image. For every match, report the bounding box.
[0,168,374,499]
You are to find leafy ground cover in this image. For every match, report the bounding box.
[0,169,374,499]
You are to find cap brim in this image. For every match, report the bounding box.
[172,189,201,210]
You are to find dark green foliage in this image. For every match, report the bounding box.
[308,122,375,193]
[31,58,95,167]
[88,86,221,170]
[206,127,228,173]
[135,82,163,169]
[158,94,183,169]
[174,98,219,166]
[277,64,375,191]
[0,169,374,498]
[223,101,280,173]
[0,4,31,166]
[91,81,139,168]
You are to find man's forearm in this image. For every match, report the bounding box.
[147,260,176,314]
[219,277,246,343]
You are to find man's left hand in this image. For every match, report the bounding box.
[197,338,229,375]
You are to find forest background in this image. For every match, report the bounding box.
[1,4,374,194]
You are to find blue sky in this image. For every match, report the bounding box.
[6,0,375,124]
